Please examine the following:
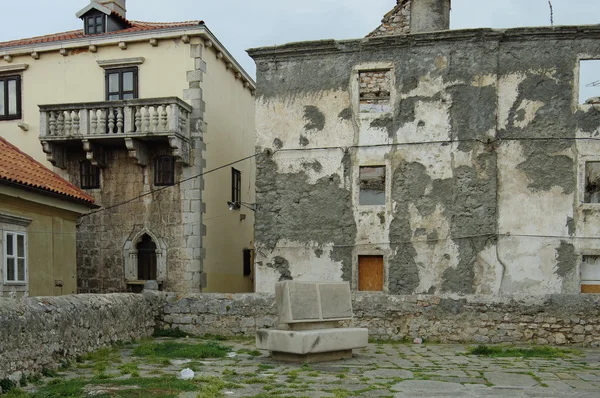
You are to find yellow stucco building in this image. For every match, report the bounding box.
[0,0,256,293]
[0,137,97,298]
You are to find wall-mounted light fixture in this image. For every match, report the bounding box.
[227,201,257,212]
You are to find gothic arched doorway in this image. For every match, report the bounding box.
[137,234,157,281]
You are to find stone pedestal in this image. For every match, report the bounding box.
[256,281,368,363]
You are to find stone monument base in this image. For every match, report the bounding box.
[256,328,368,363]
[272,349,352,363]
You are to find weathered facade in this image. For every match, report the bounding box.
[0,0,256,293]
[248,0,600,294]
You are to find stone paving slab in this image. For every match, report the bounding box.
[17,339,600,397]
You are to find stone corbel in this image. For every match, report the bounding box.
[125,138,148,166]
[82,139,106,167]
[168,136,190,165]
[41,141,67,169]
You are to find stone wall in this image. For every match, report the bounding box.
[159,292,600,347]
[0,293,161,381]
[4,291,600,381]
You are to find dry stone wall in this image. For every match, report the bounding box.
[0,293,161,381]
[3,291,600,381]
[160,292,600,346]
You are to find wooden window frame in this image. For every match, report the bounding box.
[0,75,22,121]
[85,14,105,35]
[3,231,27,285]
[105,67,138,101]
[80,160,101,189]
[232,168,241,204]
[154,156,175,186]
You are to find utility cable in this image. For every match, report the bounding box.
[79,135,599,218]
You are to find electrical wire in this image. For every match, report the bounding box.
[79,135,599,218]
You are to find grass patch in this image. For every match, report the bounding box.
[82,347,121,363]
[257,364,275,371]
[467,345,577,358]
[28,376,220,398]
[133,340,230,359]
[118,361,140,375]
[237,349,262,357]
[152,328,190,338]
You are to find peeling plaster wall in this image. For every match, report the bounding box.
[249,27,600,294]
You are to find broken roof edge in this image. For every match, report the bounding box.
[247,24,600,60]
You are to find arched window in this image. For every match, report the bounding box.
[136,234,157,281]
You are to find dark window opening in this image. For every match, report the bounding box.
[0,75,21,120]
[154,156,175,186]
[359,166,386,205]
[243,248,252,277]
[232,168,241,204]
[106,67,138,101]
[86,14,105,35]
[80,160,100,189]
[359,70,392,113]
[137,234,157,281]
[581,255,600,293]
[585,162,600,203]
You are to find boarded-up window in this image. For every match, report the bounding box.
[579,60,600,105]
[358,255,384,291]
[360,166,386,205]
[359,70,391,113]
[585,162,600,203]
[581,255,600,293]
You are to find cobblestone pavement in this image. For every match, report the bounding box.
[20,339,600,397]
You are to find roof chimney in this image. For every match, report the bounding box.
[410,0,450,34]
[97,0,126,18]
[367,0,450,38]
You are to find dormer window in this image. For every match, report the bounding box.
[86,14,106,35]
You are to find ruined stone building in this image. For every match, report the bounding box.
[0,0,256,294]
[248,0,600,295]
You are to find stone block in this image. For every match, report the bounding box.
[190,44,203,59]
[187,69,204,83]
[275,281,353,324]
[183,88,203,101]
[195,58,207,72]
[255,328,368,355]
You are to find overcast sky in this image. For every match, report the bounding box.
[1,0,599,80]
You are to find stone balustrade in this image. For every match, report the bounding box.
[38,97,193,168]
[39,97,192,139]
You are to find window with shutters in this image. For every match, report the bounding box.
[154,156,175,186]
[232,168,241,204]
[80,160,101,189]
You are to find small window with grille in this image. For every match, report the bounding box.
[80,160,100,189]
[154,156,175,186]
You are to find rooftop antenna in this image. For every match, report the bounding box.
[548,1,554,26]
[587,80,600,88]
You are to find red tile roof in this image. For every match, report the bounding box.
[0,19,203,49]
[0,137,95,205]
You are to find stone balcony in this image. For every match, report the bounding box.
[39,97,193,168]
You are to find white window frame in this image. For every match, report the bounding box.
[3,231,27,285]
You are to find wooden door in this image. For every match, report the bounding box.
[358,255,384,291]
